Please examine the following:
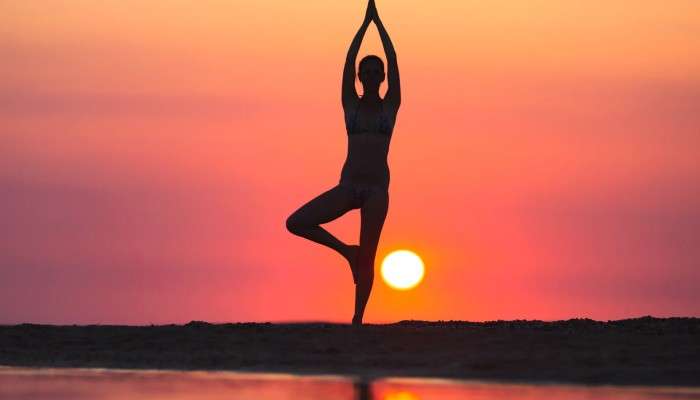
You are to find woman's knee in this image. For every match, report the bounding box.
[286,214,304,234]
[357,246,379,267]
[356,258,375,283]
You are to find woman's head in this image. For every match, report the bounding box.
[358,55,385,89]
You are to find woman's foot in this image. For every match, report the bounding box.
[352,315,363,326]
[343,245,360,284]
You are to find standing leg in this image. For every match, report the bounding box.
[286,184,360,280]
[353,188,389,325]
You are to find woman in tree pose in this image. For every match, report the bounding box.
[286,0,401,325]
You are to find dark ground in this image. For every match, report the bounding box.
[1,316,698,386]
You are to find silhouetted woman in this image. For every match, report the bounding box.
[286,0,401,325]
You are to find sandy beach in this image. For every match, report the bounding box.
[1,316,698,386]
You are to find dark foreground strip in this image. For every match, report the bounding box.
[1,316,698,386]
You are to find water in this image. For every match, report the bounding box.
[1,367,698,400]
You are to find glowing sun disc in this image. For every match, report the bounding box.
[381,250,425,290]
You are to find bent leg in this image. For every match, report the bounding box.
[286,184,357,259]
[353,189,389,325]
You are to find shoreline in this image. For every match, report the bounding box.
[1,316,698,387]
[2,364,699,391]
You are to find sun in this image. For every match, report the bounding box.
[381,250,425,290]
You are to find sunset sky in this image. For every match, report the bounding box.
[2,1,699,324]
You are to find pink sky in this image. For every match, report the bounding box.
[1,1,699,324]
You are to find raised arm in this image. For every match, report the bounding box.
[342,3,373,108]
[373,2,401,108]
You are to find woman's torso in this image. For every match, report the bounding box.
[339,99,396,187]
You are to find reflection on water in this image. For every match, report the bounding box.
[374,378,700,400]
[380,388,421,400]
[1,367,699,400]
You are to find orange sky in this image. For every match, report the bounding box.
[1,1,699,324]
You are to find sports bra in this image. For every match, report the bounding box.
[347,99,392,137]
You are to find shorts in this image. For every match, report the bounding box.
[338,180,389,209]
